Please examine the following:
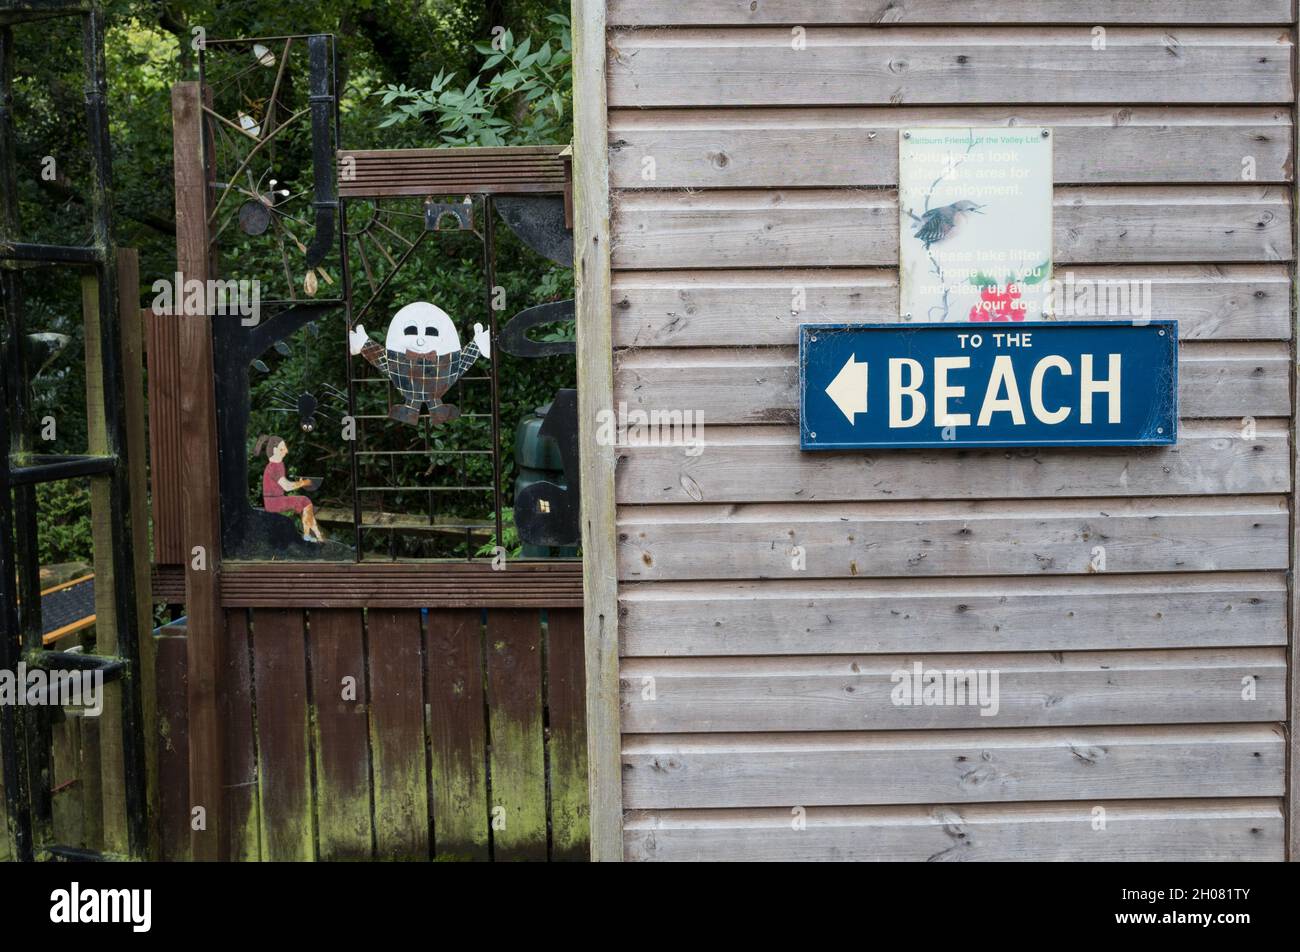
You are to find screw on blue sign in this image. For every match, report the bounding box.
[799,321,1178,450]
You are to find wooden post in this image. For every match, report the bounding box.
[172,81,226,860]
[121,257,159,858]
[80,272,123,851]
[80,250,156,856]
[1290,19,1300,863]
[571,0,622,861]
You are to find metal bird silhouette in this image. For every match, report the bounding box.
[908,200,985,249]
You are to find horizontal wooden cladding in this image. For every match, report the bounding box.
[612,266,1292,346]
[619,648,1286,732]
[623,799,1284,861]
[608,1,1296,27]
[616,343,1290,424]
[612,187,1293,268]
[218,561,583,608]
[619,572,1288,656]
[607,28,1295,108]
[615,422,1291,505]
[610,107,1294,188]
[622,724,1285,808]
[337,146,567,198]
[617,496,1289,581]
[150,564,185,603]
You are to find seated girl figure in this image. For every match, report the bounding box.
[253,433,324,543]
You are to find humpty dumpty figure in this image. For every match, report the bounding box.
[349,301,491,425]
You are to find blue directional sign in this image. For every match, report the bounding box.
[800,321,1177,450]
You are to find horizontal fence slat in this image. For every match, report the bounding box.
[608,28,1295,108]
[620,648,1286,732]
[608,1,1296,26]
[610,107,1294,187]
[612,187,1293,269]
[216,561,582,608]
[618,497,1289,580]
[614,421,1290,505]
[623,799,1284,861]
[612,266,1292,345]
[614,343,1290,424]
[622,724,1285,808]
[619,571,1288,655]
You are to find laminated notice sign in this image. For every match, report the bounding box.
[899,127,1053,324]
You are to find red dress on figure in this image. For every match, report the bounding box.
[262,460,310,514]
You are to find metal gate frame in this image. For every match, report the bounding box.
[0,0,147,862]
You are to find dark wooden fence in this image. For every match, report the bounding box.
[153,604,587,861]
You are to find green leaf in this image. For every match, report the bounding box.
[1019,259,1051,285]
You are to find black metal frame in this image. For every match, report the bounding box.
[192,31,579,564]
[0,0,147,861]
[198,34,359,561]
[340,194,517,559]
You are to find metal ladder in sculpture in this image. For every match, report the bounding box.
[0,0,147,861]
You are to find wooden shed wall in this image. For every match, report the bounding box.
[600,1,1296,861]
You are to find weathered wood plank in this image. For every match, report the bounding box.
[615,422,1289,505]
[619,571,1288,656]
[620,648,1286,732]
[366,608,429,861]
[1287,2,1300,864]
[622,724,1286,808]
[222,610,260,861]
[0,736,8,861]
[250,608,314,861]
[614,344,1290,425]
[173,82,226,861]
[81,273,126,854]
[613,266,1292,346]
[574,0,623,864]
[623,799,1284,862]
[618,497,1289,581]
[608,28,1295,108]
[608,1,1296,26]
[546,608,590,861]
[154,627,190,861]
[612,187,1293,269]
[427,608,490,861]
[485,609,548,861]
[308,609,373,861]
[116,254,159,859]
[610,107,1294,188]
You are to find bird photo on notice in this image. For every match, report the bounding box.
[908,199,985,249]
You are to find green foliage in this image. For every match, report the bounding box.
[35,480,93,566]
[376,14,571,146]
[15,0,575,565]
[474,507,524,558]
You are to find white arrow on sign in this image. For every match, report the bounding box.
[825,354,868,423]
